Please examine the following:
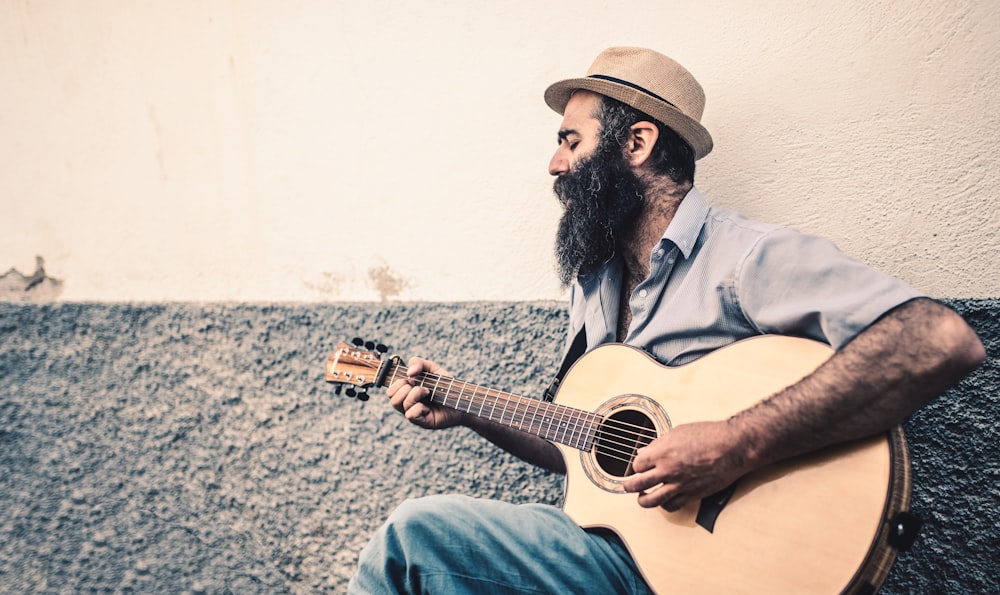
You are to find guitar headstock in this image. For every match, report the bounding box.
[325,338,389,401]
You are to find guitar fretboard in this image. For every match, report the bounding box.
[380,359,600,452]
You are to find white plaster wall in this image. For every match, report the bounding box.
[2,0,997,302]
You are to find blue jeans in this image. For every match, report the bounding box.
[349,494,654,594]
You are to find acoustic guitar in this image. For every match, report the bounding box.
[326,335,915,594]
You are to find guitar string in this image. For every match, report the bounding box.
[367,360,651,467]
[393,367,659,461]
[368,363,656,462]
[344,354,644,453]
[352,360,654,465]
[345,349,657,449]
[414,373,658,443]
[411,370,659,440]
[402,368,659,434]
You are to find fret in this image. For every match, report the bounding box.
[560,405,574,446]
[585,413,597,450]
[554,404,570,444]
[537,405,552,442]
[487,388,499,423]
[453,379,465,410]
[499,393,511,428]
[570,407,586,450]
[534,402,547,436]
[441,377,451,407]
[527,400,540,435]
[473,385,484,414]
[549,405,566,444]
[386,363,401,388]
[512,397,524,431]
[542,403,556,443]
[477,388,488,417]
[509,395,522,431]
[546,405,560,442]
[462,383,476,413]
[579,412,596,451]
[429,374,444,405]
[521,399,533,432]
[560,406,574,448]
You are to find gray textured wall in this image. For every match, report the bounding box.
[1,300,996,593]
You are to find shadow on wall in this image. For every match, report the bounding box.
[0,256,63,302]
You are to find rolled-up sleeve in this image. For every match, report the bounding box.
[737,229,923,349]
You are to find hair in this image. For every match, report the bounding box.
[593,96,696,185]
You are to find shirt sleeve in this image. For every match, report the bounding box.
[736,228,924,349]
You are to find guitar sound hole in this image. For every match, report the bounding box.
[594,409,657,478]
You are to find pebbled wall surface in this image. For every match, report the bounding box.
[0,300,996,593]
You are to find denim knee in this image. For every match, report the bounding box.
[351,496,460,594]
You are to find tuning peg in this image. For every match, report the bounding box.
[357,391,370,402]
[376,343,388,354]
[333,384,343,396]
[345,387,357,398]
[364,340,376,350]
[352,337,364,347]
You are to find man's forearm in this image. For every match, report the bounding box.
[732,298,985,469]
[463,415,567,474]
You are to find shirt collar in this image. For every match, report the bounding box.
[576,186,709,289]
[661,186,709,259]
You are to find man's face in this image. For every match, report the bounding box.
[549,91,603,179]
[550,92,647,286]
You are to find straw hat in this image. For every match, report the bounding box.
[544,47,713,160]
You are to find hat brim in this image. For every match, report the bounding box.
[544,77,713,161]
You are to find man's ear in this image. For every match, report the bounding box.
[627,121,659,168]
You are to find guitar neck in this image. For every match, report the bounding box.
[378,358,599,452]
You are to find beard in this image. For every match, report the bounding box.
[553,142,647,287]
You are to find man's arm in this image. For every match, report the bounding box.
[464,416,566,473]
[624,297,986,511]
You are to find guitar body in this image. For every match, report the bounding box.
[552,336,911,594]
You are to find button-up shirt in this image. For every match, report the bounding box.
[566,187,922,366]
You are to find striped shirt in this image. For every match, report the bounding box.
[566,187,922,366]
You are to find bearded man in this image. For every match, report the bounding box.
[348,47,985,594]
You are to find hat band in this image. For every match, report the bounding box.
[587,74,677,109]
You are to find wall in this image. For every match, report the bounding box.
[2,1,997,593]
[0,300,997,593]
[1,0,998,301]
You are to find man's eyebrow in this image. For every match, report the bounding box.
[557,129,579,141]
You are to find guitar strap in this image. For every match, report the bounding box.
[543,325,587,402]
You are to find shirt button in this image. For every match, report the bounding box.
[639,289,648,298]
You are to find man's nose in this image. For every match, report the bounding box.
[549,149,569,176]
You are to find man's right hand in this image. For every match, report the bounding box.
[386,357,467,430]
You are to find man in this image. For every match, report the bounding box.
[348,47,985,593]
